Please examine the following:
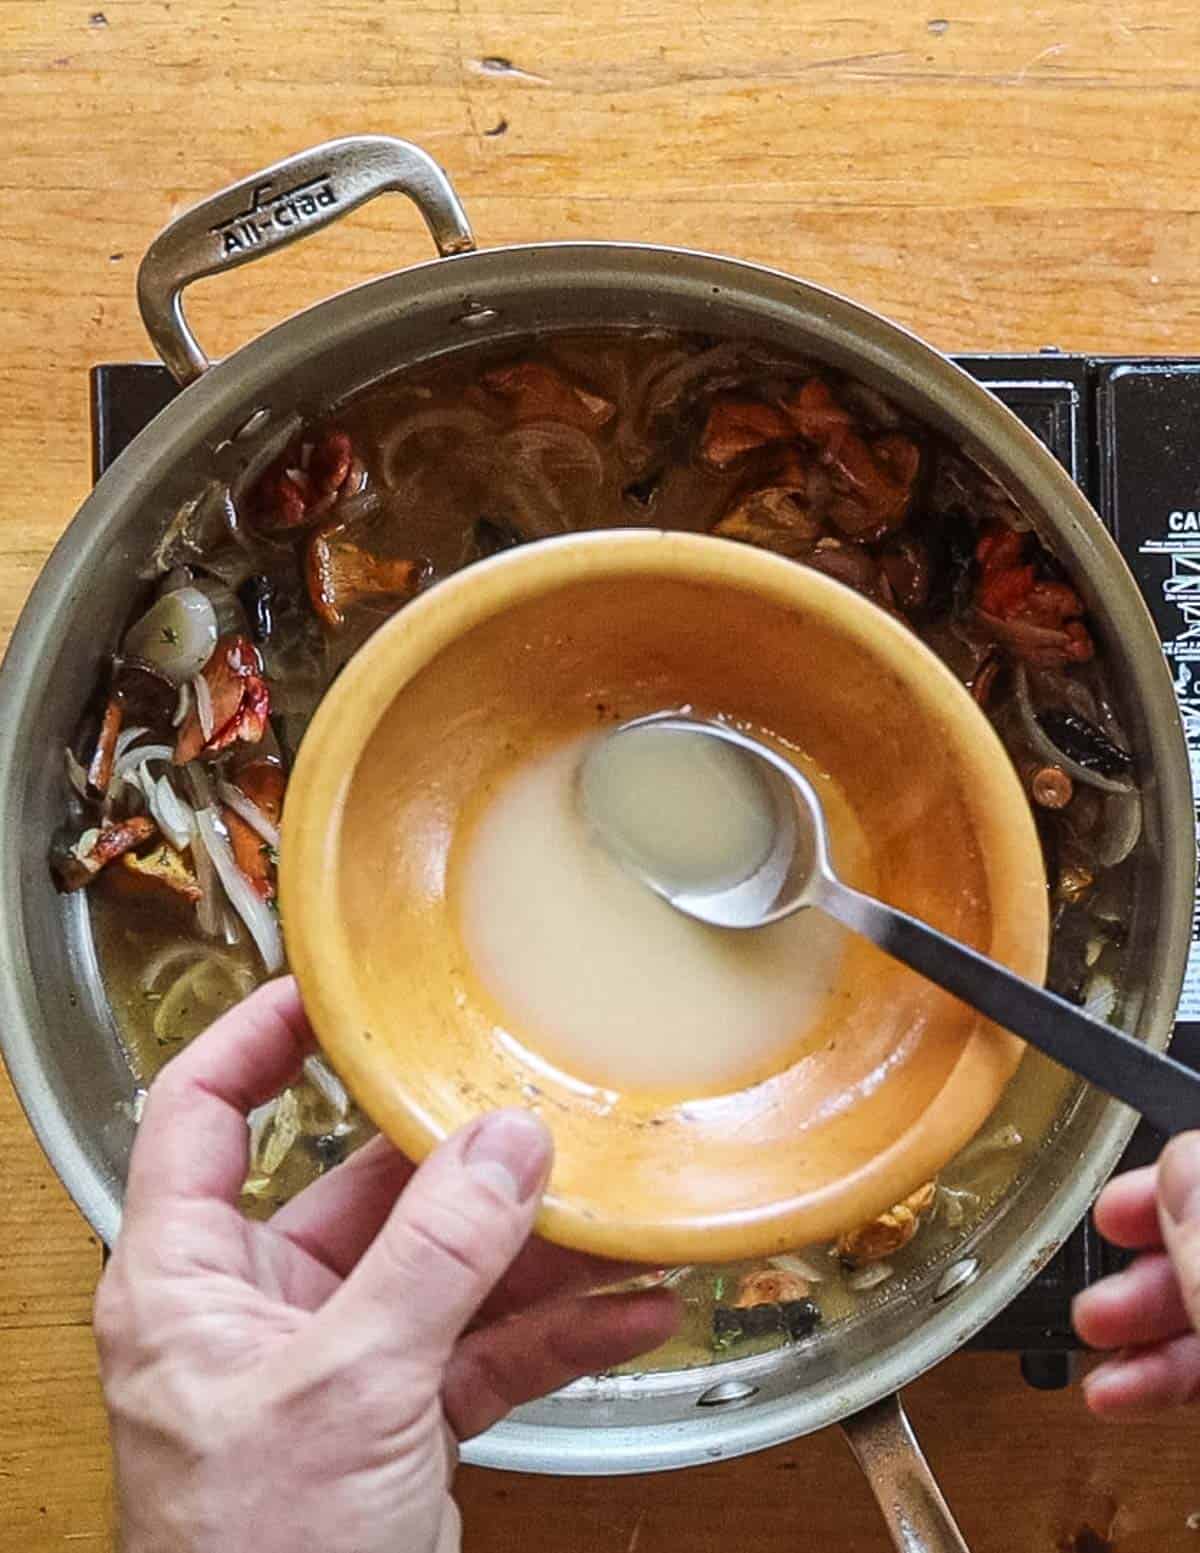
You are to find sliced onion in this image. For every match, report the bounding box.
[377,407,497,489]
[139,940,205,992]
[190,818,222,938]
[171,680,192,728]
[961,1122,1024,1166]
[113,724,150,762]
[769,1252,827,1284]
[192,671,215,743]
[1085,974,1118,1024]
[221,907,241,947]
[248,1097,279,1162]
[1014,666,1135,795]
[112,742,174,785]
[64,747,89,798]
[136,763,159,808]
[304,1055,349,1118]
[848,1262,894,1292]
[257,1088,301,1175]
[936,1185,979,1229]
[1096,788,1143,868]
[124,586,219,684]
[184,761,215,809]
[217,779,281,849]
[149,775,194,852]
[192,806,283,972]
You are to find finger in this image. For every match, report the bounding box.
[312,1109,553,1366]
[1083,1332,1200,1416]
[478,1238,651,1323]
[1156,1132,1200,1327]
[1093,1165,1162,1250]
[1072,1252,1192,1351]
[268,1135,415,1277]
[126,977,313,1217]
[444,1289,680,1439]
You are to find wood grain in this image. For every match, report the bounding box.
[3,0,1200,1547]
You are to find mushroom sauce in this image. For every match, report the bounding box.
[57,330,1138,1367]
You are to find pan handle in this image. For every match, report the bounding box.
[841,1392,970,1553]
[137,135,476,386]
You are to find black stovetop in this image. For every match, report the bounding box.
[90,353,1200,1389]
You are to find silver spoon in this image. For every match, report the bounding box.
[582,713,1200,1137]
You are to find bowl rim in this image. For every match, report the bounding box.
[280,527,1051,1262]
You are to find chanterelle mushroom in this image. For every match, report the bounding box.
[732,1269,811,1308]
[712,447,823,558]
[305,533,430,629]
[837,1181,937,1267]
[479,362,614,431]
[118,841,203,905]
[700,397,794,469]
[251,429,356,533]
[174,635,270,764]
[54,815,158,892]
[221,760,285,901]
[783,378,919,539]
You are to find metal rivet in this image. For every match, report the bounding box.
[696,1380,759,1408]
[933,1256,981,1302]
[234,407,272,440]
[457,305,500,329]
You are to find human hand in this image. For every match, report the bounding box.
[95,977,678,1553]
[1073,1132,1200,1415]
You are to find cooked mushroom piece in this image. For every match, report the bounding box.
[86,695,123,797]
[174,635,270,764]
[837,1181,937,1267]
[782,379,919,538]
[700,397,794,469]
[732,1269,811,1307]
[220,760,286,901]
[974,523,1094,666]
[305,534,429,629]
[251,430,356,532]
[113,656,179,730]
[712,483,821,557]
[479,362,615,431]
[54,816,158,892]
[712,1294,822,1348]
[1036,710,1133,781]
[116,842,203,905]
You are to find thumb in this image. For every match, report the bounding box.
[313,1109,553,1364]
[1158,1131,1200,1325]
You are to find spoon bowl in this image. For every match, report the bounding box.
[586,713,1200,1138]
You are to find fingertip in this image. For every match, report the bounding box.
[1081,1360,1136,1417]
[1092,1166,1163,1250]
[463,1109,554,1205]
[1070,1286,1104,1350]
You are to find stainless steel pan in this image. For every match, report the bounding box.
[0,136,1192,1552]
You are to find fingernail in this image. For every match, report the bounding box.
[1159,1132,1200,1225]
[464,1110,552,1203]
[1081,1358,1126,1406]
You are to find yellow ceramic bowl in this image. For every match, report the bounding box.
[280,531,1048,1264]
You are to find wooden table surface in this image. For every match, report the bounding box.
[3,1,1200,1547]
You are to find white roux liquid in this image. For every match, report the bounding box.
[455,730,869,1097]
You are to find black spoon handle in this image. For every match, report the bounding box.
[819,875,1200,1137]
